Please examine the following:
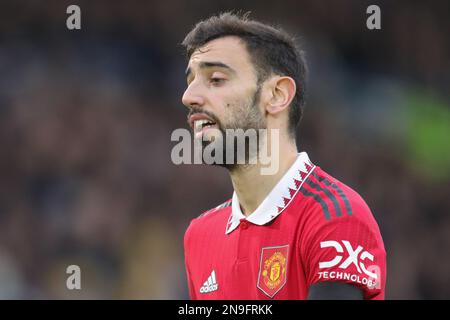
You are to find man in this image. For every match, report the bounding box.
[181,12,386,300]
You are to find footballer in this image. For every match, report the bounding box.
[181,12,386,300]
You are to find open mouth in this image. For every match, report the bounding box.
[194,119,216,131]
[194,119,218,138]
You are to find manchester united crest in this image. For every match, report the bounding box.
[257,245,289,298]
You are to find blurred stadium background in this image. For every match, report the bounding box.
[0,0,449,299]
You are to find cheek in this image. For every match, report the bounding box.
[222,98,242,118]
[219,86,258,124]
[221,102,248,127]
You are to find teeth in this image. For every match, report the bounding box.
[194,119,212,132]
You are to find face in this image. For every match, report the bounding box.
[182,36,266,168]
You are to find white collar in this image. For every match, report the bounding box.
[225,152,316,234]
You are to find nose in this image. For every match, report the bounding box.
[182,82,205,109]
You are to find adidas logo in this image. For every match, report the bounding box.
[199,270,218,294]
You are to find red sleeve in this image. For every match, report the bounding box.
[184,222,197,300]
[300,197,386,300]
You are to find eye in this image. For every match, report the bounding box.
[210,77,225,85]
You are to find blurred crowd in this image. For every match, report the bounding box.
[0,0,449,299]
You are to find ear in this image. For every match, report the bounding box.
[264,76,296,115]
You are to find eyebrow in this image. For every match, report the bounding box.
[185,61,236,79]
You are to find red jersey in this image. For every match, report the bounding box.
[184,152,386,300]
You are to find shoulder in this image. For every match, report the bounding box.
[197,198,233,220]
[184,199,232,243]
[298,166,385,257]
[300,166,380,231]
[298,168,386,299]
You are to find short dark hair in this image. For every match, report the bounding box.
[182,12,308,137]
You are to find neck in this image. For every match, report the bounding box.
[229,136,298,217]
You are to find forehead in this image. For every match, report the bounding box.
[188,36,254,74]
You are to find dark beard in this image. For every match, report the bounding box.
[204,85,266,171]
[203,131,263,171]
